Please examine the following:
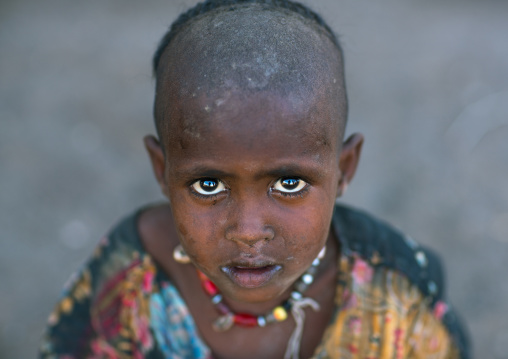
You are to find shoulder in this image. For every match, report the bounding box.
[332,203,442,302]
[54,207,151,311]
[332,203,471,359]
[70,208,151,297]
[40,208,160,357]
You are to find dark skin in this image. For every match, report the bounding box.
[141,87,363,358]
[142,7,360,357]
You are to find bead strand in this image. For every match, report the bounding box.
[197,245,326,332]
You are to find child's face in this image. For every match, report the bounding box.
[146,88,360,304]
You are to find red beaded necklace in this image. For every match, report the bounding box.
[197,246,326,332]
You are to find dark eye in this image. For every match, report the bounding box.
[273,178,307,193]
[191,178,226,195]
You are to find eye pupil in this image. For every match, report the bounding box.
[281,178,299,190]
[200,179,218,192]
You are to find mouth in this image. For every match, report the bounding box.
[221,264,282,289]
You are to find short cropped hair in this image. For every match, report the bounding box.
[153,0,343,76]
[152,0,348,144]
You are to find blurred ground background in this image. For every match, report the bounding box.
[1,0,508,357]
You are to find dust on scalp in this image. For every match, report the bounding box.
[154,3,347,148]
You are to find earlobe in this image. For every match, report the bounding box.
[337,133,364,197]
[143,135,168,195]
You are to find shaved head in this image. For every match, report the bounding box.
[153,2,348,149]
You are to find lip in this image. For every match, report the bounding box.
[221,263,282,289]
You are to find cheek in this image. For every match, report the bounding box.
[169,194,225,258]
[280,197,334,253]
[175,209,217,244]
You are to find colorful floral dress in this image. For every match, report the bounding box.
[39,204,470,359]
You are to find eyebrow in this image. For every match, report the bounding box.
[175,161,326,181]
[258,164,325,180]
[175,167,232,180]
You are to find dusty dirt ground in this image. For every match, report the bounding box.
[1,0,508,357]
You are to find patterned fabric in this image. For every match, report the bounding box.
[39,204,470,359]
[313,255,460,359]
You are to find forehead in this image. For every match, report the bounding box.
[163,89,341,163]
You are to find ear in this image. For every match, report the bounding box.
[337,133,364,197]
[144,135,168,197]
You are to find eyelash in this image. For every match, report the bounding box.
[188,179,227,200]
[271,180,310,198]
[192,192,221,201]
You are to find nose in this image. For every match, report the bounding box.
[224,197,275,247]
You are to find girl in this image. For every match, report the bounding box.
[40,1,470,358]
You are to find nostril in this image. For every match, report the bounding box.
[224,225,275,245]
